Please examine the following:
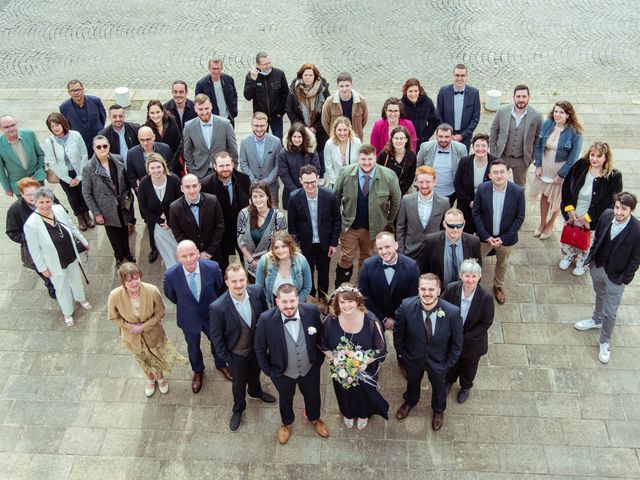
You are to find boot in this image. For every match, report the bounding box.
[76,214,87,231]
[84,212,95,229]
[334,265,353,289]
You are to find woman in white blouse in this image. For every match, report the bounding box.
[323,116,361,188]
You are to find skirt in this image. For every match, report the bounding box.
[530,150,565,213]
[130,336,187,375]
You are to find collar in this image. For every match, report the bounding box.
[306,192,318,201]
[231,290,249,306]
[253,135,266,143]
[462,287,476,302]
[187,194,202,206]
[612,215,632,230]
[200,119,213,127]
[492,184,507,193]
[511,105,528,118]
[358,167,375,179]
[382,256,398,267]
[281,309,301,324]
[445,236,460,247]
[182,262,201,277]
[418,192,433,203]
[437,145,451,153]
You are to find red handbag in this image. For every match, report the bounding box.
[560,222,591,250]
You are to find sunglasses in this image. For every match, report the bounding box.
[445,223,464,229]
[94,145,109,150]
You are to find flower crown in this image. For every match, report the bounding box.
[334,285,361,295]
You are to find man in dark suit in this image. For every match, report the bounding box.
[359,231,419,333]
[575,192,640,364]
[441,259,494,403]
[126,126,172,190]
[169,173,225,263]
[195,58,238,127]
[163,240,231,393]
[59,79,106,153]
[472,159,525,305]
[287,165,341,310]
[394,273,463,430]
[436,64,481,150]
[164,80,197,132]
[419,208,482,287]
[210,264,276,432]
[254,283,330,445]
[201,151,250,275]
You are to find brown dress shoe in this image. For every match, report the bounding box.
[217,366,233,381]
[128,224,135,236]
[278,424,292,445]
[311,419,329,438]
[395,402,413,420]
[432,412,444,431]
[76,214,87,231]
[493,286,506,305]
[191,372,203,393]
[84,212,96,228]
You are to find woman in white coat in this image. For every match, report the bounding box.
[323,116,361,188]
[24,188,92,326]
[43,112,94,231]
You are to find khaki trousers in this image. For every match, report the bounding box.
[480,242,512,288]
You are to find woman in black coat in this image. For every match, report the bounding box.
[145,100,182,167]
[277,123,321,208]
[454,133,495,233]
[400,78,440,151]
[376,125,417,195]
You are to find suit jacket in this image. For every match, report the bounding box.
[287,187,341,253]
[201,170,251,255]
[419,230,482,278]
[394,297,463,374]
[0,129,46,194]
[585,209,640,285]
[416,139,468,169]
[126,142,172,188]
[98,122,140,162]
[195,73,239,121]
[183,115,238,178]
[164,98,197,132]
[163,259,223,334]
[137,173,182,227]
[239,133,282,187]
[359,254,420,322]
[489,104,543,166]
[169,193,225,259]
[454,154,495,210]
[441,282,494,359]
[209,284,268,364]
[396,192,449,259]
[472,181,525,246]
[436,84,481,146]
[59,95,107,152]
[254,303,322,378]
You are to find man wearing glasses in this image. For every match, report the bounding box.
[472,159,525,304]
[60,80,107,153]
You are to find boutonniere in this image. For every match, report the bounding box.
[436,308,445,318]
[307,326,317,335]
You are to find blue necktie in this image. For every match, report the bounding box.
[227,182,233,204]
[190,203,200,226]
[188,272,198,299]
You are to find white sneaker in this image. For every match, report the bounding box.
[78,301,92,310]
[343,417,354,428]
[558,256,572,270]
[598,342,611,363]
[572,265,586,276]
[574,319,601,331]
[64,315,74,327]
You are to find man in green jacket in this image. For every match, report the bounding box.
[333,143,401,286]
[0,115,45,197]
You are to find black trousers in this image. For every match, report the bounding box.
[305,244,330,298]
[447,192,457,207]
[59,171,89,216]
[270,365,321,425]
[147,221,157,252]
[403,364,447,413]
[104,225,131,260]
[445,355,481,389]
[229,351,263,414]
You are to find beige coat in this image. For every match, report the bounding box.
[107,282,166,352]
[321,90,368,141]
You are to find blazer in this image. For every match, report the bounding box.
[169,193,225,259]
[183,115,238,178]
[321,90,368,140]
[59,95,107,152]
[195,73,239,121]
[323,137,361,187]
[201,170,251,255]
[489,104,543,167]
[126,142,172,188]
[164,98,197,132]
[236,207,287,276]
[98,122,140,162]
[358,254,420,322]
[396,192,449,259]
[436,84,481,145]
[277,146,321,208]
[43,131,88,183]
[472,181,525,247]
[287,186,341,253]
[416,139,468,169]
[585,209,640,285]
[239,133,282,186]
[210,284,268,364]
[369,118,418,155]
[23,204,88,276]
[376,149,417,195]
[163,259,223,334]
[393,296,463,374]
[534,119,583,178]
[0,129,46,194]
[147,116,182,158]
[419,230,482,278]
[454,154,495,210]
[254,303,323,378]
[255,253,313,308]
[441,281,494,359]
[137,173,182,228]
[107,282,167,352]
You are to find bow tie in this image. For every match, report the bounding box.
[189,201,201,208]
[284,316,298,324]
[383,264,397,270]
[437,150,450,154]
[453,90,464,95]
[202,123,212,127]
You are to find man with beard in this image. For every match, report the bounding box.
[195,58,238,127]
[164,80,197,132]
[59,80,106,153]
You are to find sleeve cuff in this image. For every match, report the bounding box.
[584,213,592,223]
[564,205,575,212]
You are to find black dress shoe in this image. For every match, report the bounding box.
[46,283,57,299]
[446,382,452,395]
[248,391,276,404]
[457,388,470,403]
[148,250,159,264]
[229,412,242,432]
[126,254,137,263]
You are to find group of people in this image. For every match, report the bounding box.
[2,54,640,443]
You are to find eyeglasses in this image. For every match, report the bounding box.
[94,145,109,150]
[386,109,400,114]
[445,223,464,229]
[302,181,317,186]
[392,136,407,141]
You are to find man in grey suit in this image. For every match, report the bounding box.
[183,94,238,179]
[416,123,467,205]
[489,85,543,186]
[239,112,282,207]
[396,165,449,261]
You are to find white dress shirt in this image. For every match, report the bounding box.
[281,308,301,338]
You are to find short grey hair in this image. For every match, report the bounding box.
[34,187,55,202]
[92,134,109,146]
[459,258,482,276]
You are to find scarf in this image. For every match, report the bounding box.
[295,79,325,126]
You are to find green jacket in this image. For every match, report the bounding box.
[333,164,401,239]
[0,129,45,194]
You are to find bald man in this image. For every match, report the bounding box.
[126,126,172,190]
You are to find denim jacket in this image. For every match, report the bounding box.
[255,253,312,308]
[534,119,583,178]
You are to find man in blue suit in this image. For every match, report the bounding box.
[163,240,231,394]
[59,80,106,153]
[394,273,463,431]
[436,64,481,150]
[472,159,526,305]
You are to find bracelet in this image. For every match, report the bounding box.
[248,258,255,263]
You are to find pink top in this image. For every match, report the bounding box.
[369,118,418,155]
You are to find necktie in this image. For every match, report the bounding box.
[423,309,433,341]
[363,174,370,196]
[188,272,198,300]
[227,182,233,204]
[284,316,298,324]
[450,243,459,283]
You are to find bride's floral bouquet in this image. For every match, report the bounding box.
[330,336,381,390]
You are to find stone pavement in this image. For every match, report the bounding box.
[1,1,640,479]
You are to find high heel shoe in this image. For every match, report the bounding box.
[533,228,542,237]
